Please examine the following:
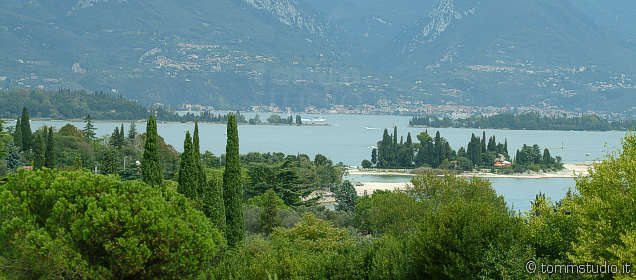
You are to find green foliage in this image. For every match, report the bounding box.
[0,169,222,279]
[408,175,523,279]
[13,119,21,151]
[44,127,55,168]
[32,133,45,170]
[224,114,245,246]
[569,133,636,271]
[128,121,137,140]
[178,131,198,199]
[142,115,163,186]
[82,114,96,140]
[209,214,367,280]
[260,190,282,234]
[102,148,119,175]
[202,169,226,238]
[20,107,31,152]
[332,180,358,212]
[410,113,636,131]
[355,190,422,236]
[266,114,294,125]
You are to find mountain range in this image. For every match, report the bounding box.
[1,0,635,113]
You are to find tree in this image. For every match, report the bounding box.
[371,148,377,166]
[110,126,122,148]
[542,148,552,165]
[20,107,32,151]
[569,134,636,270]
[0,169,223,279]
[119,123,125,145]
[361,159,373,169]
[178,131,198,199]
[32,133,45,169]
[260,189,281,234]
[83,114,96,140]
[44,126,55,168]
[13,118,22,151]
[333,180,357,212]
[202,170,226,239]
[5,143,22,171]
[193,120,205,195]
[102,148,118,175]
[128,121,137,140]
[142,115,163,186]
[224,113,245,246]
[296,115,302,125]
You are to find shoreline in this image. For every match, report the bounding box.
[3,118,329,127]
[347,163,592,179]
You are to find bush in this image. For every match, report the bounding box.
[0,169,223,279]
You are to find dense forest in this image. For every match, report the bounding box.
[0,88,177,120]
[1,106,635,278]
[410,113,636,131]
[363,127,561,173]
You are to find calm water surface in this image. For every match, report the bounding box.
[345,174,574,212]
[27,114,621,212]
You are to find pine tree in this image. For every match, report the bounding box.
[44,126,55,168]
[142,115,163,186]
[83,114,96,140]
[128,121,137,140]
[178,131,198,199]
[224,113,244,246]
[295,115,302,125]
[333,180,357,212]
[103,148,118,175]
[20,107,32,151]
[193,120,205,195]
[32,134,45,169]
[110,127,121,147]
[119,123,125,145]
[14,118,22,151]
[5,143,22,171]
[260,189,281,234]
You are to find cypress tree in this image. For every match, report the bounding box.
[128,121,137,140]
[178,131,198,199]
[119,123,125,145]
[371,148,377,165]
[20,107,32,151]
[481,131,487,155]
[193,120,205,194]
[142,115,163,186]
[203,174,226,238]
[224,114,244,246]
[14,118,22,151]
[32,133,45,169]
[44,126,55,168]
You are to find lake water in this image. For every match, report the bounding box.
[345,174,574,212]
[26,114,624,212]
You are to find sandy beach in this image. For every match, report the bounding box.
[343,163,594,197]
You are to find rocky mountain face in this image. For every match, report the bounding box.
[0,0,634,112]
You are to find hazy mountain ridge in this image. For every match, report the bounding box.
[0,0,634,112]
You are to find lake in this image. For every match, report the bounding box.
[345,174,575,212]
[27,113,623,212]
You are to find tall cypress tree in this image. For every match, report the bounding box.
[32,133,45,169]
[103,148,118,175]
[44,126,55,168]
[128,121,137,140]
[119,123,125,145]
[14,118,22,151]
[20,107,32,151]
[193,120,205,195]
[142,115,163,186]
[223,114,244,246]
[178,131,198,199]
